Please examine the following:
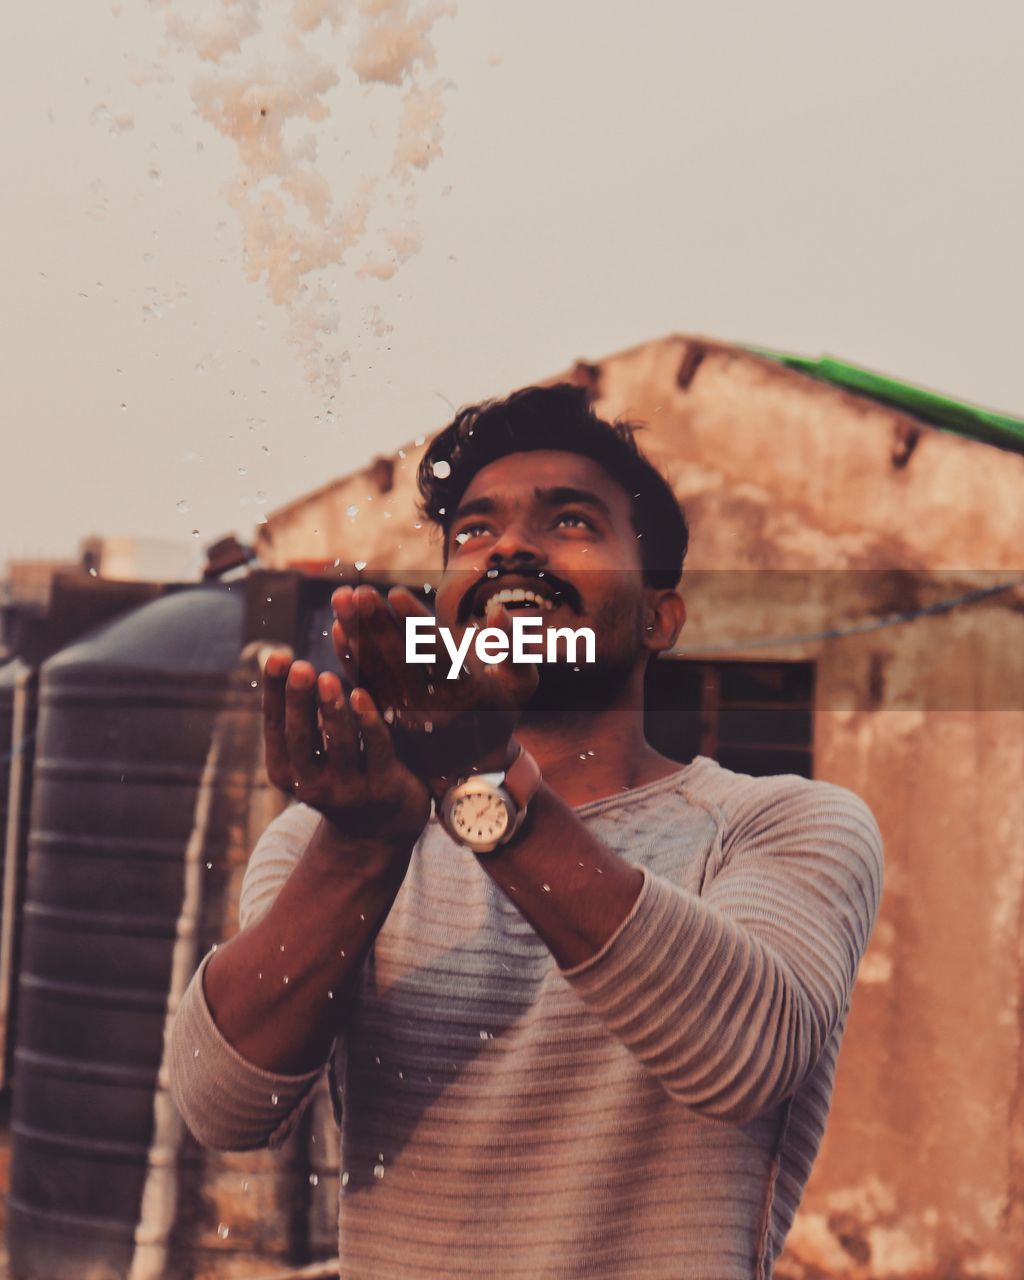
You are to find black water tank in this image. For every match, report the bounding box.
[8,580,348,1279]
[7,584,262,1280]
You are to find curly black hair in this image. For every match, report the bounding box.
[417,383,688,587]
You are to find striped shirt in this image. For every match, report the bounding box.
[170,756,883,1279]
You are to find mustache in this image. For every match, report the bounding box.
[456,568,583,625]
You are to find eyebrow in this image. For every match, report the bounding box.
[535,486,613,520]
[451,486,612,525]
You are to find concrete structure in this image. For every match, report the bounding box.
[251,335,1024,1278]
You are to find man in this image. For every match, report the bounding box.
[170,384,883,1279]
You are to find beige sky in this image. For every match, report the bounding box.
[3,1,1023,571]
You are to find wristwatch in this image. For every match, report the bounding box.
[435,745,542,855]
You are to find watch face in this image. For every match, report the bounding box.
[449,788,511,847]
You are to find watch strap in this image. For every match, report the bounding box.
[501,744,542,812]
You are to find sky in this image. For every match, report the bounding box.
[3,0,1023,572]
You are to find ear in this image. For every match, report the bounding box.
[642,589,685,655]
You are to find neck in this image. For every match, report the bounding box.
[516,673,682,807]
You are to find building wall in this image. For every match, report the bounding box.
[255,335,1024,1277]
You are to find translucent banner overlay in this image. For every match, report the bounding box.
[297,568,1024,713]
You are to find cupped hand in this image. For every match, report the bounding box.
[262,649,431,845]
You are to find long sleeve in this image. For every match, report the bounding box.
[560,775,883,1124]
[168,803,326,1151]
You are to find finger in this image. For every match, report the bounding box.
[263,648,295,787]
[387,585,432,621]
[331,586,369,685]
[284,661,323,781]
[350,686,397,774]
[330,617,359,684]
[318,671,359,768]
[350,587,414,713]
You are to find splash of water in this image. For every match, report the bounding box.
[150,0,455,393]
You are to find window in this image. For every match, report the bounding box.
[644,659,815,779]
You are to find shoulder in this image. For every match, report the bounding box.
[683,757,883,890]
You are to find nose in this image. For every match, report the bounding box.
[486,519,548,569]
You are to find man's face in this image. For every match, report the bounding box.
[433,450,655,703]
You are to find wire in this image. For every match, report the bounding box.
[673,575,1024,656]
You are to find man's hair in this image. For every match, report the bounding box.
[416,384,688,587]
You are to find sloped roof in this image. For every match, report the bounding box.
[751,348,1024,455]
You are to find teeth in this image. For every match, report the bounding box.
[484,587,554,613]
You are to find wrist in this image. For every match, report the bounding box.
[307,813,419,880]
[428,737,519,801]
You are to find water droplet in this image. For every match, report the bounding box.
[432,459,451,478]
[327,989,334,999]
[309,1172,319,1187]
[191,530,200,539]
[346,504,360,517]
[255,490,267,505]
[283,975,289,984]
[397,1070,403,1079]
[341,1171,350,1187]
[176,499,189,514]
[192,1047,200,1058]
[205,861,212,870]
[373,1163,385,1179]
[241,1179,250,1193]
[354,559,367,571]
[271,1093,279,1105]
[238,466,247,476]
[542,883,551,892]
[486,568,499,578]
[478,1030,490,1039]
[250,679,258,688]
[120,402,127,412]
[217,1223,230,1240]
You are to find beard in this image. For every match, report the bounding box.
[521,594,645,717]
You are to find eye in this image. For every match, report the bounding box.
[553,511,594,531]
[453,522,492,545]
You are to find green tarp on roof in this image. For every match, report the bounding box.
[749,348,1024,456]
